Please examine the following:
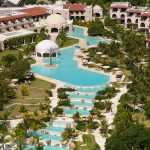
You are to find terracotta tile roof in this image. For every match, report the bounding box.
[111,5,129,9]
[63,3,86,11]
[145,39,150,42]
[126,9,143,13]
[139,13,150,17]
[0,7,48,22]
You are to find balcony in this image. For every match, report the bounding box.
[141,17,147,21]
[120,8,127,12]
[112,8,118,12]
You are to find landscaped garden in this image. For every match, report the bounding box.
[1,0,150,149]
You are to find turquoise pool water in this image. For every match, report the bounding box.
[69,93,95,99]
[31,26,110,86]
[25,145,69,150]
[76,87,105,93]
[28,132,62,141]
[69,26,99,46]
[64,108,90,115]
[72,101,93,107]
[45,126,64,132]
[69,26,111,45]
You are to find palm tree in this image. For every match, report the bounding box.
[57,28,67,47]
[19,105,28,113]
[73,112,81,122]
[61,128,77,143]
[0,112,10,149]
[12,125,27,150]
[104,100,112,112]
[100,118,109,136]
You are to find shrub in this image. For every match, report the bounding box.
[21,84,28,96]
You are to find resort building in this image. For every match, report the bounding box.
[2,0,23,7]
[125,6,146,29]
[138,9,150,34]
[26,1,103,21]
[0,1,103,50]
[63,3,103,20]
[110,2,131,24]
[45,14,73,41]
[0,7,49,50]
[35,40,58,58]
[110,2,150,35]
[145,39,150,47]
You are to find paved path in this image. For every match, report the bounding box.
[92,86,128,150]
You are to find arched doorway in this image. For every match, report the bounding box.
[64,26,69,32]
[95,13,100,17]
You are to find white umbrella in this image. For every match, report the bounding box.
[96,52,102,55]
[113,67,120,71]
[101,55,108,58]
[102,66,110,69]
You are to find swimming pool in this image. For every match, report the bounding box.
[28,132,62,141]
[72,101,93,107]
[76,87,105,93]
[69,93,95,99]
[25,145,69,150]
[45,126,65,133]
[69,26,111,45]
[64,108,90,116]
[31,26,110,87]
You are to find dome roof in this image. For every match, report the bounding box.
[93,5,102,10]
[45,14,66,26]
[55,0,64,6]
[36,40,58,54]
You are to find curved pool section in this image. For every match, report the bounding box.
[31,26,110,87]
[31,47,109,86]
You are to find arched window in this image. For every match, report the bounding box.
[51,28,58,33]
[120,14,125,18]
[135,19,138,23]
[43,53,49,57]
[56,13,61,15]
[37,52,42,57]
[112,14,117,19]
[141,23,145,27]
[127,18,131,23]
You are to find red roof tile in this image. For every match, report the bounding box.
[0,7,48,22]
[111,5,129,9]
[63,3,86,11]
[126,9,142,13]
[145,39,150,42]
[139,13,150,17]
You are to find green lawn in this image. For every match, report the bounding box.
[11,78,55,104]
[74,134,100,150]
[61,37,79,48]
[0,78,55,118]
[0,105,40,118]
